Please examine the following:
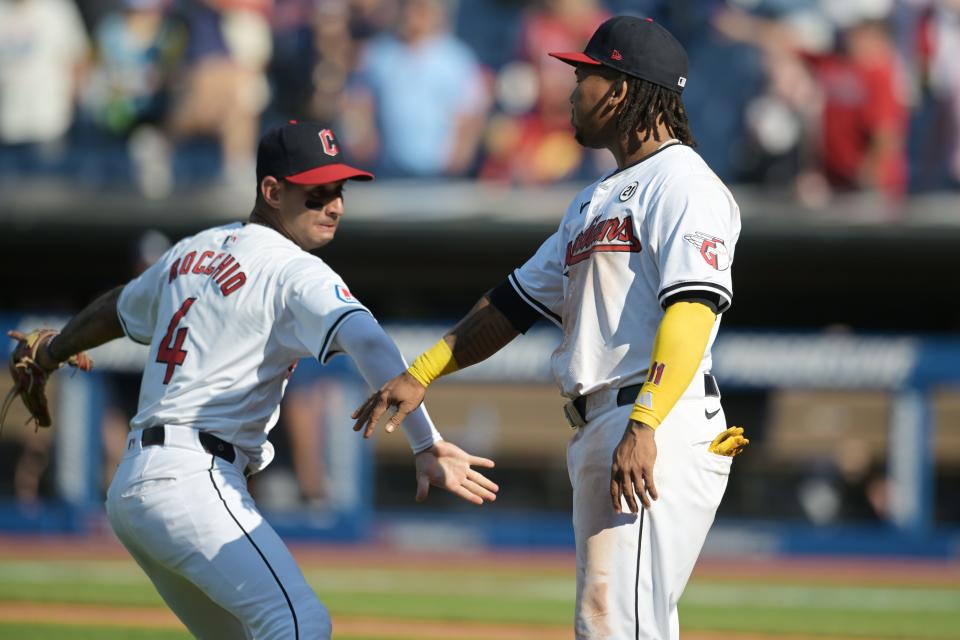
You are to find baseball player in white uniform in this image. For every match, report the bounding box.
[353,17,748,640]
[13,121,498,639]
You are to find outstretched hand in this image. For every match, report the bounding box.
[351,371,426,438]
[414,441,498,505]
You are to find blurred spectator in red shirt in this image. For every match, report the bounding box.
[715,3,909,205]
[517,0,608,99]
[481,0,609,184]
[812,19,909,199]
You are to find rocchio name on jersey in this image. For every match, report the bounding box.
[167,249,248,297]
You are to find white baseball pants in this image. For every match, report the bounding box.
[567,375,732,639]
[106,427,330,639]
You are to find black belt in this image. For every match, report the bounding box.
[141,425,237,464]
[572,373,720,423]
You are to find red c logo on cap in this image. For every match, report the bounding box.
[319,129,339,157]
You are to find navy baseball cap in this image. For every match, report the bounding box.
[256,121,373,185]
[549,16,688,94]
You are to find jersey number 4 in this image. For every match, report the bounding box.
[156,297,197,384]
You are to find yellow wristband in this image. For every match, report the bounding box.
[629,394,662,430]
[407,339,459,388]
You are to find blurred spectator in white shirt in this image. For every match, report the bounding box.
[343,0,489,177]
[0,0,90,145]
[926,0,960,185]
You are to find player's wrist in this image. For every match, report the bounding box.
[403,370,428,390]
[628,403,661,430]
[412,436,443,456]
[36,334,63,371]
[627,418,657,434]
[406,339,459,388]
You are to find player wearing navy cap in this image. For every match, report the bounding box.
[7,121,498,639]
[354,17,748,639]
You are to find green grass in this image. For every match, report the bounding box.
[307,566,573,624]
[0,623,188,639]
[682,581,960,638]
[0,624,493,640]
[0,624,402,640]
[1,557,958,639]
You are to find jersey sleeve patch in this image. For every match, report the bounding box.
[334,284,360,304]
[682,232,731,271]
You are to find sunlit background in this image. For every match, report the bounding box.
[1,0,959,637]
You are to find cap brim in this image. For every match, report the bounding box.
[286,163,374,184]
[548,52,602,66]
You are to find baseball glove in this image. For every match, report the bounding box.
[1,329,93,432]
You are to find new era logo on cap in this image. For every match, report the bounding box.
[256,121,373,186]
[549,16,689,94]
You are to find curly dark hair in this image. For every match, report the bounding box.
[616,75,696,148]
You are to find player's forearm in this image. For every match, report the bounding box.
[47,286,125,364]
[629,301,716,429]
[445,295,519,368]
[406,295,518,388]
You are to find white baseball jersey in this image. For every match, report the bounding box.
[117,222,370,472]
[509,143,740,398]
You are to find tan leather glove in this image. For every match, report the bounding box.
[1,329,94,431]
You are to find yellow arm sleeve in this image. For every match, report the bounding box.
[407,339,460,388]
[629,301,716,429]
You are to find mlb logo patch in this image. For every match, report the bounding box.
[677,76,686,88]
[335,284,358,303]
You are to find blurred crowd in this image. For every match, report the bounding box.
[0,0,959,205]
